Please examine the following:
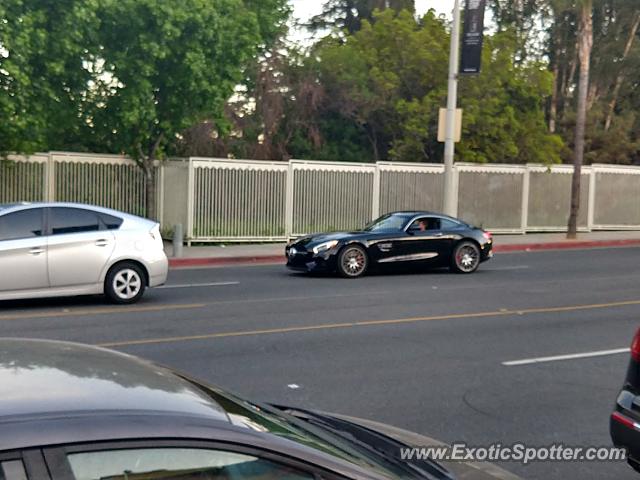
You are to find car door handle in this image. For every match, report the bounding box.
[95,239,110,247]
[29,247,45,255]
[434,232,444,237]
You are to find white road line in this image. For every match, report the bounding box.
[503,348,630,366]
[158,281,240,289]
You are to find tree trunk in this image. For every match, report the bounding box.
[605,12,640,132]
[550,57,559,133]
[567,1,593,239]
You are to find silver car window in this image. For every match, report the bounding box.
[0,209,44,241]
[50,208,101,235]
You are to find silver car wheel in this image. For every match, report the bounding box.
[455,245,479,273]
[113,269,142,300]
[340,247,367,277]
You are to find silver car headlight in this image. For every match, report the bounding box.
[312,240,339,254]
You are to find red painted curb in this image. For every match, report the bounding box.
[493,238,640,252]
[169,255,283,268]
[168,238,640,268]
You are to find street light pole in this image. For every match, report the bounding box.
[443,0,461,217]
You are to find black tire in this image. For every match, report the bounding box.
[337,245,368,278]
[450,241,481,274]
[105,261,147,304]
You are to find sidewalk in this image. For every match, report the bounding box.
[165,231,640,268]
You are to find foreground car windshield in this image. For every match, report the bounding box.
[364,214,410,232]
[190,380,426,479]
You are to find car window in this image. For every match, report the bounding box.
[440,218,461,230]
[98,213,123,230]
[363,213,409,231]
[50,208,101,235]
[408,217,440,232]
[0,460,28,480]
[0,209,44,241]
[66,448,315,480]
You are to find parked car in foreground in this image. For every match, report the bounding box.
[0,338,520,480]
[286,211,493,278]
[0,202,168,304]
[611,327,640,473]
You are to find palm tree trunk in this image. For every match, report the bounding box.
[567,1,593,239]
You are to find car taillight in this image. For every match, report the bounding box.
[631,328,640,361]
[482,231,492,241]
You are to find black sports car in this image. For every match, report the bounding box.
[286,211,493,278]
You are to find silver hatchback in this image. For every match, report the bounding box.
[0,203,168,304]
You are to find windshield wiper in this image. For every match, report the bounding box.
[277,407,453,480]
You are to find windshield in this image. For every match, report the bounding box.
[188,379,423,479]
[364,214,411,232]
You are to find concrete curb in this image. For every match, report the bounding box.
[168,238,640,268]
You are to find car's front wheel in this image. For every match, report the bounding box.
[337,245,368,278]
[105,262,147,304]
[450,241,480,274]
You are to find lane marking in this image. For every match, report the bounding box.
[158,282,239,289]
[97,298,640,348]
[0,303,206,321]
[503,348,630,366]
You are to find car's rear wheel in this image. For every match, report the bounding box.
[337,245,368,278]
[105,262,146,304]
[450,241,480,274]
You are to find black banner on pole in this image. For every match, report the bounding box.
[460,0,486,74]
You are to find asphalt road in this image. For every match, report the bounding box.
[1,247,640,480]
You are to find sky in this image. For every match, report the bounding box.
[289,0,453,44]
[290,0,452,22]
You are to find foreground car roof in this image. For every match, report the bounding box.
[0,338,228,422]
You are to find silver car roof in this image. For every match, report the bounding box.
[0,202,155,225]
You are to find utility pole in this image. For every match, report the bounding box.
[443,0,461,217]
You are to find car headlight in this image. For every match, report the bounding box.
[312,240,339,254]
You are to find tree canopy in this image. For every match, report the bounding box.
[2,0,640,171]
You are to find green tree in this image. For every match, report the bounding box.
[302,10,563,163]
[1,0,288,218]
[86,0,288,218]
[0,0,99,155]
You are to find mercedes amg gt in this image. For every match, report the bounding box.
[286,211,493,278]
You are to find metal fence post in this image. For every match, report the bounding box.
[45,152,56,201]
[156,162,164,226]
[172,223,184,258]
[285,161,294,239]
[186,158,195,246]
[521,166,530,234]
[451,164,460,217]
[587,166,597,231]
[371,163,381,220]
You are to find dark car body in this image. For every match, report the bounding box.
[0,339,520,480]
[611,328,640,472]
[286,211,492,276]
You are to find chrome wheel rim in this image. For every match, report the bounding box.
[456,245,479,272]
[113,269,142,300]
[342,248,366,277]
